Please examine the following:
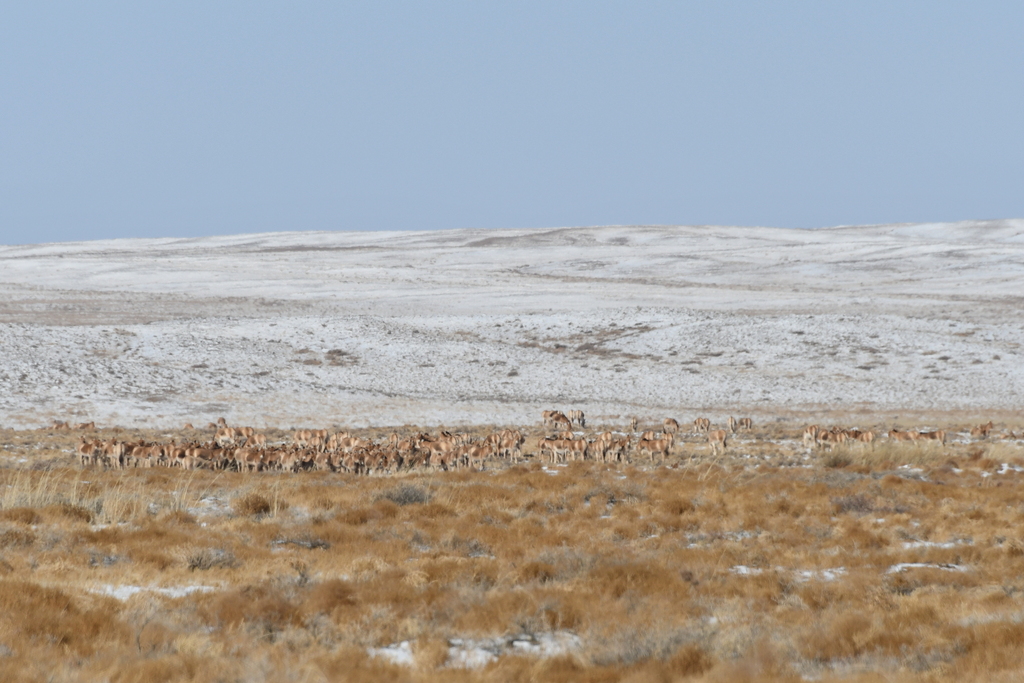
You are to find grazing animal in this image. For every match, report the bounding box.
[543,410,568,427]
[567,410,586,428]
[803,425,820,448]
[728,416,737,434]
[855,431,876,447]
[663,418,680,434]
[215,427,238,446]
[738,417,753,431]
[816,430,847,450]
[888,429,918,442]
[693,417,710,434]
[629,417,639,433]
[551,414,572,431]
[707,429,727,455]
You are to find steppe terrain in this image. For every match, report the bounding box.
[1,221,1024,682]
[1,220,1022,429]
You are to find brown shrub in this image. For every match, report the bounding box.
[56,502,94,523]
[823,451,852,469]
[664,643,714,677]
[158,509,196,525]
[799,612,873,661]
[311,495,336,511]
[518,560,558,584]
[0,528,36,548]
[659,497,695,516]
[340,506,377,526]
[233,492,272,517]
[377,484,431,506]
[202,583,302,633]
[312,646,411,683]
[0,508,41,525]
[185,547,238,571]
[304,578,357,616]
[0,580,130,657]
[414,637,450,670]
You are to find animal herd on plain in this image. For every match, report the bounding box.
[54,413,1011,474]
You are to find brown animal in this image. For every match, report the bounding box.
[728,416,737,433]
[663,418,679,434]
[855,431,876,447]
[551,414,572,431]
[542,410,568,427]
[707,429,727,455]
[639,434,673,463]
[738,417,753,431]
[215,427,238,446]
[76,437,98,467]
[693,417,710,434]
[235,447,263,472]
[816,430,847,450]
[970,421,995,439]
[888,429,918,442]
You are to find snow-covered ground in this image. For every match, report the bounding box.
[1,221,1022,429]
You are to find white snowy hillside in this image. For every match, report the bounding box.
[0,221,1022,429]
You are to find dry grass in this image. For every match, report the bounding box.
[0,420,1023,681]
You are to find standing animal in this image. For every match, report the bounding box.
[543,410,569,428]
[888,429,918,442]
[970,421,995,439]
[803,425,820,448]
[551,414,572,431]
[708,429,728,455]
[639,434,673,463]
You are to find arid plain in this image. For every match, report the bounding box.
[1,222,1023,682]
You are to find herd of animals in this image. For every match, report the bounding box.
[44,413,1013,475]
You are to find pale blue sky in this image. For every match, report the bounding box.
[1,2,1021,244]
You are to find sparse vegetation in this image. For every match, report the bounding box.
[377,484,431,506]
[0,420,1022,681]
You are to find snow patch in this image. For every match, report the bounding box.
[369,632,581,668]
[887,563,968,573]
[93,584,216,601]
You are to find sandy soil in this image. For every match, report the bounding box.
[1,221,1022,429]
